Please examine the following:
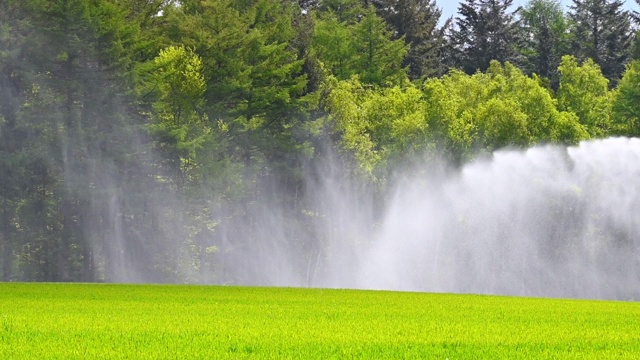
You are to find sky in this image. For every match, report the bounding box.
[440,0,639,21]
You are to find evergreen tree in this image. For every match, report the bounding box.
[370,0,450,79]
[519,0,570,88]
[0,0,179,282]
[628,1,640,60]
[0,0,30,281]
[313,12,358,80]
[448,0,522,74]
[23,0,156,281]
[353,6,409,84]
[161,0,312,205]
[568,0,633,85]
[319,0,363,23]
[312,3,408,84]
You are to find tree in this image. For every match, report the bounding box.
[0,0,30,280]
[160,0,317,282]
[313,13,358,80]
[448,0,522,74]
[519,0,570,88]
[318,0,362,23]
[568,0,634,85]
[612,60,640,136]
[22,0,163,282]
[165,0,307,148]
[556,55,613,137]
[326,77,428,174]
[312,3,408,85]
[0,0,185,282]
[352,6,409,84]
[139,45,208,188]
[422,61,588,161]
[325,60,589,171]
[370,0,450,79]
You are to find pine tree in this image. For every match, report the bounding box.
[0,0,30,281]
[568,0,633,85]
[370,0,450,79]
[312,3,408,84]
[319,0,363,23]
[519,0,570,88]
[448,0,521,74]
[353,6,409,84]
[0,0,171,282]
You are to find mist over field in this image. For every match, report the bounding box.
[2,0,640,301]
[80,136,639,300]
[199,138,639,300]
[352,138,640,299]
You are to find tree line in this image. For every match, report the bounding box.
[1,0,640,283]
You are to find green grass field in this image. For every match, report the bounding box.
[1,283,639,359]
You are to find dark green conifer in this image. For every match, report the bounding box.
[369,0,449,78]
[448,0,522,74]
[519,0,570,89]
[568,0,633,85]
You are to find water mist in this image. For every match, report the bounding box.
[98,137,640,301]
[351,137,640,300]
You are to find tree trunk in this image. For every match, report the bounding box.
[58,197,76,281]
[1,209,12,281]
[79,199,96,281]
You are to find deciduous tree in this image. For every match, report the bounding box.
[556,55,613,137]
[612,60,640,135]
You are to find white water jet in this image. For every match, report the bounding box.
[339,137,640,300]
[89,137,640,301]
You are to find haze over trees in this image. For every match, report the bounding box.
[1,0,640,283]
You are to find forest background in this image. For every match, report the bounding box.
[2,0,640,284]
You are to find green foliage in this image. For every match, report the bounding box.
[352,6,409,85]
[2,283,640,358]
[312,4,408,85]
[612,60,640,135]
[449,0,522,74]
[326,77,427,174]
[165,0,309,175]
[318,0,362,23]
[150,46,206,123]
[167,0,307,122]
[568,0,634,85]
[325,60,590,172]
[370,0,448,79]
[424,61,588,161]
[519,0,571,88]
[313,15,357,80]
[0,0,155,282]
[141,45,208,184]
[557,55,613,137]
[325,78,379,172]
